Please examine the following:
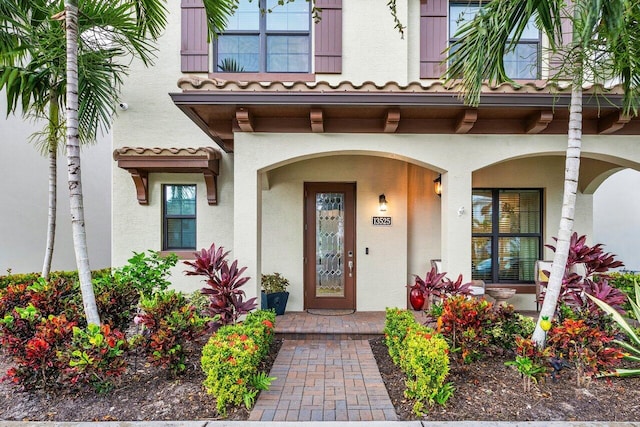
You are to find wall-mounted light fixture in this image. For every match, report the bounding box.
[379,194,388,212]
[434,174,442,197]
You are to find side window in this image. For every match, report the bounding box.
[163,184,197,250]
[214,0,311,73]
[449,2,541,79]
[472,189,542,283]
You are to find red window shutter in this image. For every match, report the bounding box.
[420,0,447,79]
[181,0,209,73]
[314,0,342,74]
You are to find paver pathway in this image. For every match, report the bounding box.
[249,340,398,422]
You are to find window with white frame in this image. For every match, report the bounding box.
[163,184,197,250]
[214,0,311,73]
[449,2,541,79]
[472,189,543,283]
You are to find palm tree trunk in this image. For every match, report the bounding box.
[64,0,100,325]
[42,99,60,280]
[532,78,583,346]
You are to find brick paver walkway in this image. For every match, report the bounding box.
[249,340,398,422]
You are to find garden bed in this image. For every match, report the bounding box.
[0,338,282,422]
[370,336,640,421]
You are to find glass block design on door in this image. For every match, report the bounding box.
[315,192,345,297]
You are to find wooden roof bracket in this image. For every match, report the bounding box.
[310,108,324,132]
[113,147,221,206]
[236,108,254,132]
[598,111,631,134]
[455,109,477,134]
[384,108,400,133]
[526,110,553,134]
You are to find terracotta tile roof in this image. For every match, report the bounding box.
[113,146,221,161]
[176,76,622,96]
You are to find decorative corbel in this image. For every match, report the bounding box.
[525,111,553,134]
[598,111,631,134]
[384,108,400,133]
[455,109,477,134]
[310,108,324,132]
[236,108,254,132]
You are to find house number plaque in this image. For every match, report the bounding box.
[372,216,392,226]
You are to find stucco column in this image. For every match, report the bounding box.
[440,169,472,280]
[233,137,262,303]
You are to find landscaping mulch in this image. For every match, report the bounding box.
[0,338,282,422]
[3,335,640,422]
[369,336,640,421]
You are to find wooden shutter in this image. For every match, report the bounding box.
[549,1,573,78]
[181,0,209,73]
[314,0,342,74]
[420,0,447,79]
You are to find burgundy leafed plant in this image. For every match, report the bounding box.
[184,243,257,330]
[544,233,626,314]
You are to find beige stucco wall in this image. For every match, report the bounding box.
[262,155,410,311]
[109,0,640,311]
[1,91,111,274]
[111,0,233,290]
[230,132,640,311]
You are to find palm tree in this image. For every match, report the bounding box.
[58,0,235,325]
[445,0,640,345]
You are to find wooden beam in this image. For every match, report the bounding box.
[598,111,631,134]
[310,108,324,132]
[455,109,477,134]
[384,108,400,133]
[525,110,553,134]
[236,108,254,132]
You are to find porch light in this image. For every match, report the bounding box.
[379,194,388,212]
[434,174,442,197]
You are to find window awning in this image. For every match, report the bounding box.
[113,146,221,205]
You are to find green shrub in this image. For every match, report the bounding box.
[383,308,452,415]
[488,304,536,351]
[609,272,640,318]
[114,250,178,298]
[383,308,417,365]
[133,290,209,374]
[0,269,111,290]
[201,310,276,415]
[400,324,452,415]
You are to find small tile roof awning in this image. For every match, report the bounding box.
[113,146,221,205]
[170,78,637,153]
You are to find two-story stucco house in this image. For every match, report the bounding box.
[111,0,640,312]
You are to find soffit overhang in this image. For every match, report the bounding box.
[170,78,637,153]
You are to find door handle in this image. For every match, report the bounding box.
[348,260,353,277]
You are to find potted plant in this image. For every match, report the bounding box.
[261,273,290,316]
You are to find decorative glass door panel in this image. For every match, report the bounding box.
[304,183,356,309]
[316,192,345,297]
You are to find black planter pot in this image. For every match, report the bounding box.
[261,291,289,316]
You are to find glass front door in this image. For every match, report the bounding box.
[304,183,356,309]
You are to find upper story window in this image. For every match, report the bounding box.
[449,2,541,79]
[163,184,197,251]
[215,0,311,73]
[472,189,542,284]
